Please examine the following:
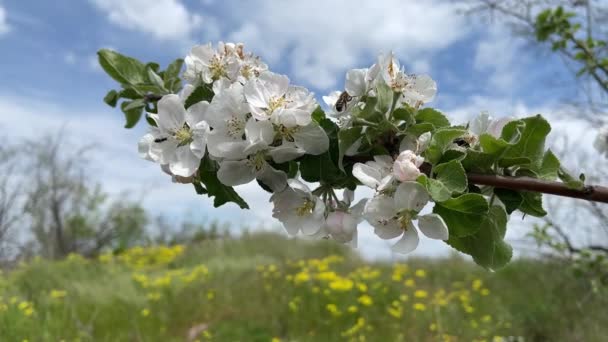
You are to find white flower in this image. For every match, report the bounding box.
[345,65,380,97]
[206,82,251,160]
[244,71,317,127]
[234,43,268,83]
[324,190,367,246]
[271,123,330,161]
[352,155,395,190]
[363,182,448,254]
[378,52,436,106]
[595,125,608,158]
[401,74,437,106]
[393,150,424,182]
[469,112,512,138]
[183,42,240,85]
[216,119,288,192]
[271,179,326,235]
[379,52,408,92]
[138,94,209,177]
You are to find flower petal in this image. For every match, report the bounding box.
[257,164,287,192]
[293,124,329,155]
[417,214,449,240]
[269,142,305,163]
[352,163,382,189]
[157,94,186,132]
[217,160,256,186]
[394,181,429,212]
[391,223,419,254]
[169,147,200,177]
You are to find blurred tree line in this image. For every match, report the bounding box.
[0,133,230,265]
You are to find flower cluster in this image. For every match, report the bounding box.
[132,42,528,259]
[139,42,329,192]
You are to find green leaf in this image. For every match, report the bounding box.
[447,205,512,270]
[338,126,363,171]
[493,189,523,214]
[415,108,450,128]
[433,193,489,237]
[518,192,547,217]
[184,85,214,109]
[502,115,551,169]
[103,90,119,107]
[538,150,560,180]
[192,182,207,195]
[405,123,434,136]
[421,160,467,202]
[392,106,416,124]
[424,128,467,165]
[311,106,326,123]
[557,166,585,189]
[147,66,166,90]
[164,58,184,81]
[120,100,145,128]
[479,134,511,157]
[435,160,468,193]
[198,155,249,209]
[461,150,495,173]
[97,49,147,86]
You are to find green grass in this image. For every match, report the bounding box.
[0,232,606,342]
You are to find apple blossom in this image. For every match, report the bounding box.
[138,94,209,177]
[393,150,424,182]
[363,182,448,254]
[352,155,395,191]
[271,179,326,235]
[244,71,317,127]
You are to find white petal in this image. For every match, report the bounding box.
[217,160,256,186]
[285,178,307,191]
[269,143,305,163]
[257,164,287,192]
[343,189,354,205]
[180,84,195,102]
[259,71,289,97]
[206,131,248,160]
[244,119,274,154]
[293,124,329,155]
[157,94,186,132]
[169,147,200,177]
[352,163,382,189]
[391,224,419,254]
[394,181,429,212]
[351,198,368,223]
[469,112,491,136]
[344,137,362,156]
[417,214,449,240]
[345,68,367,96]
[186,101,210,126]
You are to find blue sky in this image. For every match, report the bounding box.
[0,0,598,259]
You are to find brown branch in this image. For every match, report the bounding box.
[465,173,608,203]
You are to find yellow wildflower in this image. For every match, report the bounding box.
[141,308,150,317]
[413,303,427,311]
[415,269,426,278]
[414,290,428,298]
[357,295,373,306]
[50,289,67,299]
[326,303,341,316]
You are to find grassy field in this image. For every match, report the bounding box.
[0,232,606,342]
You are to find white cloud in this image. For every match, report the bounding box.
[473,26,525,92]
[225,0,469,90]
[0,5,10,36]
[90,0,202,41]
